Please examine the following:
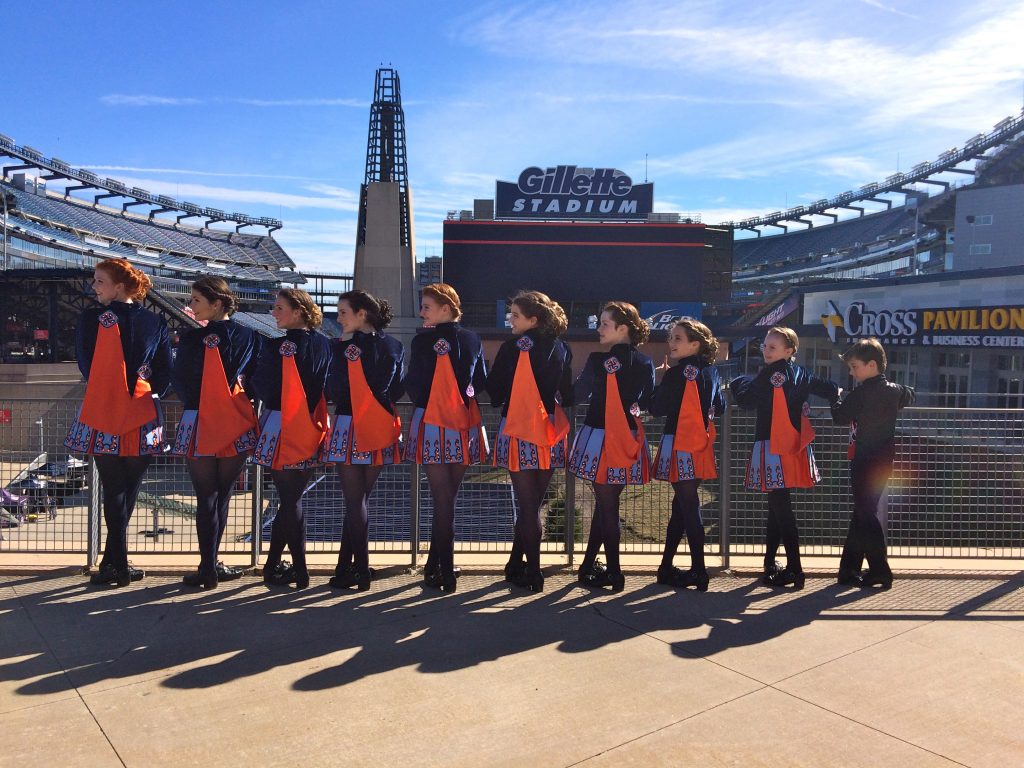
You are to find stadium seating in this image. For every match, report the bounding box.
[3,185,295,272]
[734,207,916,269]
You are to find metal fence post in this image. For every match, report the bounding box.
[87,457,100,569]
[719,402,732,571]
[250,460,263,569]
[564,407,576,567]
[410,462,421,569]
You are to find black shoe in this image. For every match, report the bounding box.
[215,562,242,582]
[329,569,372,591]
[440,570,458,594]
[836,568,864,587]
[182,570,217,589]
[762,559,783,585]
[113,565,135,588]
[504,559,525,582]
[423,568,443,589]
[263,560,290,586]
[89,563,117,585]
[680,569,711,592]
[578,564,612,588]
[294,569,310,590]
[860,571,893,590]
[609,571,626,593]
[765,568,805,589]
[514,568,544,593]
[657,565,687,587]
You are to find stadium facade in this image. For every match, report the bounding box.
[442,165,733,336]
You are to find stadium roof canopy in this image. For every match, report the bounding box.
[722,109,1024,233]
[0,134,282,233]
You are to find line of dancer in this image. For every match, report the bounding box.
[67,261,912,594]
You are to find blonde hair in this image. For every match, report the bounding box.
[601,301,650,345]
[96,258,152,301]
[422,282,462,321]
[511,290,568,336]
[767,326,799,354]
[675,318,719,365]
[278,288,323,329]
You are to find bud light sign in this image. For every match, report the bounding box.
[496,165,654,219]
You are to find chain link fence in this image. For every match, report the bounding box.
[1,396,1022,565]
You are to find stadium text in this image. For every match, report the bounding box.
[495,165,654,219]
[826,301,1024,347]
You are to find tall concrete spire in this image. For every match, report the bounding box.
[353,67,418,343]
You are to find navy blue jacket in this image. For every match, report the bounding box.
[731,359,839,440]
[170,320,261,410]
[574,344,656,430]
[326,330,405,416]
[831,374,915,462]
[650,356,725,432]
[403,322,487,409]
[250,328,331,412]
[486,330,574,416]
[76,301,172,398]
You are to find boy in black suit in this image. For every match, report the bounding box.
[831,338,915,589]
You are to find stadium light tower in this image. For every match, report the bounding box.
[353,67,418,343]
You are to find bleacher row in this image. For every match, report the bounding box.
[734,207,917,269]
[4,185,298,279]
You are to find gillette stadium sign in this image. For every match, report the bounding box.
[495,165,654,219]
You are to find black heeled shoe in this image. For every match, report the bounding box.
[762,560,783,585]
[215,562,243,582]
[680,569,710,592]
[329,569,372,591]
[514,568,544,593]
[504,559,525,582]
[860,571,893,590]
[608,571,626,593]
[657,565,687,587]
[836,568,864,587]
[182,570,218,589]
[423,567,443,589]
[578,564,612,588]
[765,567,805,589]
[440,571,458,593]
[263,560,290,586]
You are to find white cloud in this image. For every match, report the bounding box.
[53,175,361,213]
[101,94,202,106]
[101,94,367,109]
[234,98,366,108]
[73,165,335,182]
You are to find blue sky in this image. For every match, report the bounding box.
[4,0,1023,272]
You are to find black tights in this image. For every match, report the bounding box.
[661,480,705,572]
[423,463,468,576]
[765,489,802,573]
[187,454,247,575]
[580,483,625,575]
[95,455,152,569]
[335,464,383,574]
[266,468,314,574]
[508,469,554,573]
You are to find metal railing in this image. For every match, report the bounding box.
[1,397,1022,566]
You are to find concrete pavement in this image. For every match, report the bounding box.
[2,568,1022,767]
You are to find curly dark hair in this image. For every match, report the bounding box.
[601,300,650,345]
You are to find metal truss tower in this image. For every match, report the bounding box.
[353,67,418,339]
[359,68,411,249]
